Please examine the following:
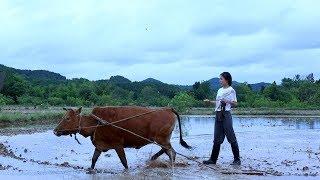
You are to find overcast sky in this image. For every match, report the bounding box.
[1,0,319,85]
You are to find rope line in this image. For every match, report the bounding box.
[56,109,266,175]
[56,109,160,132]
[90,114,230,172]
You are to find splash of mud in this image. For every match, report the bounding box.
[145,160,190,169]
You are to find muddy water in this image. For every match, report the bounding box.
[0,116,320,179]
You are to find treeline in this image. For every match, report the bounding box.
[236,73,320,109]
[0,69,319,112]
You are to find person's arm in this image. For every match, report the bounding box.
[203,99,216,105]
[226,100,237,107]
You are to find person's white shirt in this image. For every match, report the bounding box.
[215,86,237,111]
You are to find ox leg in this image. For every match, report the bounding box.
[164,144,176,162]
[115,147,128,169]
[151,148,165,160]
[90,148,102,169]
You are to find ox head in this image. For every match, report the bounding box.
[53,107,82,136]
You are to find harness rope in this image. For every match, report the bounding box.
[89,114,265,175]
[56,109,265,175]
[89,113,224,171]
[56,109,160,133]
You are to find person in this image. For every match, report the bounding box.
[203,72,241,165]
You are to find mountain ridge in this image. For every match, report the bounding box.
[0,64,270,90]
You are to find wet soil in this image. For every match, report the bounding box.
[0,116,320,179]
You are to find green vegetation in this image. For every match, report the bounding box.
[0,64,319,114]
[0,111,63,123]
[0,107,92,125]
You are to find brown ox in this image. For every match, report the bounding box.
[53,106,191,169]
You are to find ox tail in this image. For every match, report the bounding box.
[171,108,192,149]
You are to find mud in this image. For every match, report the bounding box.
[0,116,320,179]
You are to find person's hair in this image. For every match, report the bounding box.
[220,72,232,86]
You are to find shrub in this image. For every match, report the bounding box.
[48,97,65,106]
[0,93,14,105]
[17,95,42,105]
[169,92,197,113]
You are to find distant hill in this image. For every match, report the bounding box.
[205,78,239,90]
[205,77,270,91]
[0,64,66,82]
[0,64,270,91]
[108,75,131,84]
[113,76,270,91]
[249,82,270,91]
[0,71,4,90]
[140,78,163,84]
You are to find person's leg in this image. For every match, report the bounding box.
[230,141,240,165]
[203,111,225,165]
[223,111,241,165]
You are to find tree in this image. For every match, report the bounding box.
[137,86,169,106]
[0,93,14,105]
[1,73,28,103]
[306,73,315,83]
[260,85,266,93]
[192,82,201,90]
[140,86,158,104]
[309,91,320,106]
[234,83,255,107]
[298,82,316,102]
[79,83,94,100]
[0,71,4,91]
[294,74,301,81]
[191,81,211,100]
[281,78,295,88]
[169,92,197,113]
[263,81,292,103]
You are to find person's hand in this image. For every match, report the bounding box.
[203,99,211,105]
[221,99,229,104]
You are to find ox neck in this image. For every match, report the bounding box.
[78,115,98,137]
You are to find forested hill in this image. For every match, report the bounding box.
[0,64,66,83]
[0,64,268,91]
[1,64,319,112]
[205,78,270,91]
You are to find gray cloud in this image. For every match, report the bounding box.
[0,0,319,84]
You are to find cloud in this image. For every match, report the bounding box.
[0,0,319,84]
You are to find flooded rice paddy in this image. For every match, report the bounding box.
[0,115,320,179]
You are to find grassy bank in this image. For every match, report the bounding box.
[0,106,92,127]
[0,106,319,127]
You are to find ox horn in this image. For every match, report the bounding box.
[76,107,82,114]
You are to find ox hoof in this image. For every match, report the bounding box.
[86,168,97,174]
[151,156,157,161]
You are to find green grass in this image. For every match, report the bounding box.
[0,106,92,124]
[0,111,64,122]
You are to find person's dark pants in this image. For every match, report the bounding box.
[209,111,240,163]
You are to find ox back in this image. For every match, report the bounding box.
[91,106,176,150]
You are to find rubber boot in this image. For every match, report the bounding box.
[230,142,241,165]
[203,144,220,165]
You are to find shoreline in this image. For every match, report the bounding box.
[183,114,320,118]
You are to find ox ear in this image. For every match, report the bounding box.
[63,107,68,111]
[76,107,82,114]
